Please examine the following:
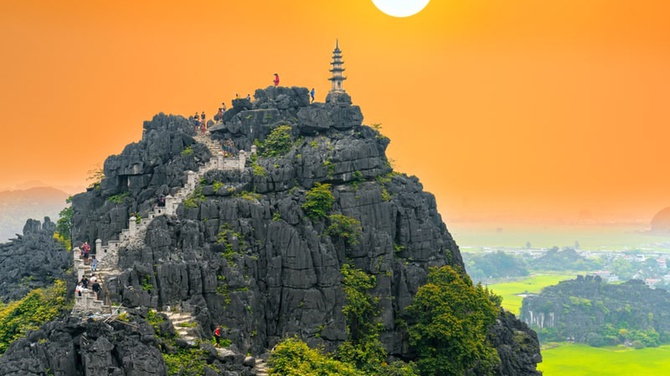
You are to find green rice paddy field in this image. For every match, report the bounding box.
[487,274,576,315]
[539,343,670,375]
[488,275,670,375]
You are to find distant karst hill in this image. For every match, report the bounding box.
[521,275,670,348]
[651,206,670,234]
[0,186,69,242]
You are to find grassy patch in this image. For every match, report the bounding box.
[540,342,670,376]
[181,146,194,156]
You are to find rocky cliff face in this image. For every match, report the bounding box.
[0,86,541,375]
[0,217,70,302]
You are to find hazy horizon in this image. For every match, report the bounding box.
[1,1,668,228]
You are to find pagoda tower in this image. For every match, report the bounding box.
[328,40,347,94]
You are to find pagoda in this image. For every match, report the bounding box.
[328,40,347,94]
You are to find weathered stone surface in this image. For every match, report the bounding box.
[489,309,543,376]
[296,102,363,134]
[0,313,253,376]
[1,86,541,375]
[71,113,210,253]
[0,217,70,302]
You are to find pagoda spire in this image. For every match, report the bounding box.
[328,39,347,94]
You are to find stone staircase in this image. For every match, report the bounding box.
[162,310,199,345]
[253,358,269,376]
[73,131,250,315]
[160,307,270,374]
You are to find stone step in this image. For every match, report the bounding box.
[166,315,193,322]
[171,318,193,325]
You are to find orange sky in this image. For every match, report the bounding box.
[1,0,669,224]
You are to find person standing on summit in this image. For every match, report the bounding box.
[273,73,280,87]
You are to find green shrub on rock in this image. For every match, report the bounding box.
[268,337,359,376]
[260,125,293,157]
[0,280,69,354]
[301,183,334,220]
[326,214,362,246]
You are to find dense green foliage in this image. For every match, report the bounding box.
[407,266,500,376]
[260,125,294,157]
[55,196,73,250]
[0,280,69,354]
[523,277,670,348]
[269,337,360,375]
[269,337,418,376]
[301,183,334,220]
[338,264,387,374]
[326,214,362,246]
[464,251,529,281]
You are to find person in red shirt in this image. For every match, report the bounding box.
[273,73,280,87]
[213,326,222,347]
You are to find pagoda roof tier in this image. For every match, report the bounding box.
[328,76,347,81]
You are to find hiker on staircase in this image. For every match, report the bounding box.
[91,279,101,299]
[81,241,91,263]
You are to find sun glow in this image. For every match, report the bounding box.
[371,0,430,18]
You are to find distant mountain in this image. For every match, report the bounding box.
[0,186,70,242]
[651,206,670,234]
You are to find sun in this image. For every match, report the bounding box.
[371,0,430,18]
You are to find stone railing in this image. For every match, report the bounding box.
[93,140,251,273]
[73,135,251,314]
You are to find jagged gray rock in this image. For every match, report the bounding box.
[489,309,543,376]
[72,113,210,252]
[0,217,70,302]
[0,312,253,376]
[1,86,541,375]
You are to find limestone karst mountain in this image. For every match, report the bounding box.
[0,86,541,375]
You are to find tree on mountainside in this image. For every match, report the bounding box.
[54,196,73,250]
[407,266,500,376]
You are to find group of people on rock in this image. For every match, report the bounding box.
[76,274,102,299]
[195,73,320,141]
[193,111,207,133]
